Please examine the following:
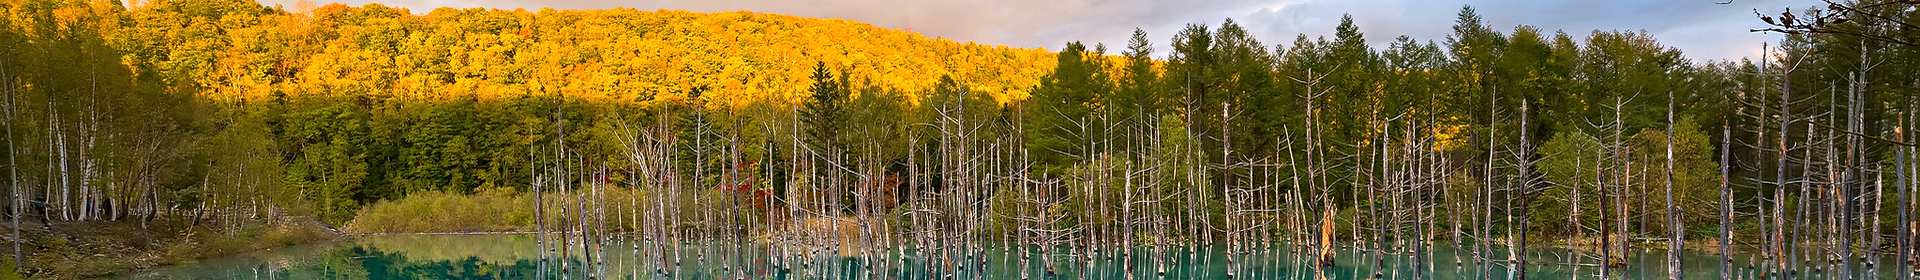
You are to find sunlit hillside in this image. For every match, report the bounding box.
[135,1,1056,106]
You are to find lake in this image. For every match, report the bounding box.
[118,234,1893,279]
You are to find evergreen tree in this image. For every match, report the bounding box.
[1025,42,1109,174]
[800,62,847,168]
[1117,28,1159,130]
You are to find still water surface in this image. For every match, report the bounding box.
[120,234,1891,279]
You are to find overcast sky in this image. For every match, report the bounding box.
[259,0,1805,62]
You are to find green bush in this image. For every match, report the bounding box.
[346,189,532,233]
[346,187,653,234]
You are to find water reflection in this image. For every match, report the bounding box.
[120,234,1893,279]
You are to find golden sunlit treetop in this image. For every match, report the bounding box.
[133,1,1057,107]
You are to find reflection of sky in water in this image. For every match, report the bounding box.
[118,234,1891,279]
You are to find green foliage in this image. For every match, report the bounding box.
[1577,31,1693,131]
[278,103,374,225]
[1164,22,1215,146]
[919,75,1002,133]
[1535,130,1605,236]
[347,189,531,234]
[347,187,651,234]
[1629,117,1721,236]
[847,86,911,162]
[802,62,849,156]
[384,100,517,193]
[1024,42,1110,174]
[1377,36,1446,133]
[1115,28,1160,128]
[0,259,16,280]
[1318,15,1381,159]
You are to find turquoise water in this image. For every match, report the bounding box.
[118,234,1894,279]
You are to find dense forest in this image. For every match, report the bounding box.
[1,0,1919,278]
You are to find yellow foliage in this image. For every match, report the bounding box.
[160,4,1056,107]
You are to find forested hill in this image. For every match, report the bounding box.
[126,1,1057,105]
[0,0,1060,228]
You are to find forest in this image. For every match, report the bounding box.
[1,0,1919,279]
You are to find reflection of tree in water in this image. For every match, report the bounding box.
[135,236,1839,279]
[269,246,560,280]
[356,246,560,279]
[265,246,371,279]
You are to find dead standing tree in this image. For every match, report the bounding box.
[1512,101,1541,280]
[1750,1,1920,47]
[1666,90,1683,280]
[1289,66,1338,271]
[2,53,18,273]
[1720,106,1734,280]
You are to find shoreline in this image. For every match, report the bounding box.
[347,231,540,236]
[336,230,1754,255]
[24,219,339,279]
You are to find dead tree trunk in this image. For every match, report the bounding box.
[1595,141,1611,280]
[532,147,546,275]
[1514,101,1534,280]
[1833,75,1857,280]
[1483,89,1500,279]
[1721,116,1734,280]
[2,55,20,273]
[1666,91,1683,280]
[1899,108,1913,280]
[1615,96,1632,272]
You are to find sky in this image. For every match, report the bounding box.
[258,0,1804,62]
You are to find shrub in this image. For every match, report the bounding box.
[346,187,651,234]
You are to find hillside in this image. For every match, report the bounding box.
[138,1,1056,105]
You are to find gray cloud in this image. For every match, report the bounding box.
[260,0,1799,61]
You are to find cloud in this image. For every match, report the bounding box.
[258,0,1793,61]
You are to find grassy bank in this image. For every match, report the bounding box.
[13,218,337,279]
[346,188,653,234]
[347,189,534,234]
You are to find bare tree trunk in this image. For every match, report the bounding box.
[1825,115,1839,277]
[1415,123,1434,280]
[1596,142,1611,280]
[1751,43,1773,278]
[2,55,22,273]
[1721,116,1734,280]
[1832,77,1855,280]
[55,115,66,222]
[595,164,609,279]
[1665,91,1682,280]
[1570,138,1584,280]
[1482,89,1499,279]
[1291,68,1334,275]
[1854,42,1875,279]
[1515,101,1534,280]
[1790,120,1810,275]
[83,96,97,222]
[1900,107,1913,280]
[1877,165,1887,276]
[1615,96,1632,274]
[1910,101,1920,280]
[1778,46,1803,276]
[45,102,56,226]
[532,146,546,278]
[1371,115,1389,279]
[1213,101,1228,278]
